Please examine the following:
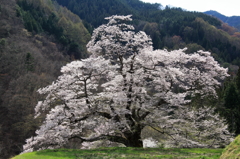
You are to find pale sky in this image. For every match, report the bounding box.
[141,0,240,17]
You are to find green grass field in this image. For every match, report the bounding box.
[12,147,223,159]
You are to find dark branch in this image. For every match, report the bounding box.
[97,112,112,119]
[149,125,176,141]
[70,134,128,146]
[140,111,150,120]
[70,114,90,124]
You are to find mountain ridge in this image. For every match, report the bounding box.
[204,10,240,30]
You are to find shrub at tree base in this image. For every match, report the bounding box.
[220,135,240,159]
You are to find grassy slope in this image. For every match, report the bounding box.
[220,135,240,159]
[12,147,223,159]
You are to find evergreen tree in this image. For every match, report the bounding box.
[224,83,239,133]
[236,68,240,92]
[223,72,240,135]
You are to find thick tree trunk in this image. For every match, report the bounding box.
[125,131,143,147]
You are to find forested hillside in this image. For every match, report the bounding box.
[0,0,90,158]
[55,0,240,65]
[1,0,240,158]
[16,0,90,59]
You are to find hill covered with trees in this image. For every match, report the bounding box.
[55,0,240,65]
[0,0,90,158]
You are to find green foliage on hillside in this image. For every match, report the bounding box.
[190,18,240,64]
[55,0,240,64]
[55,0,221,28]
[55,0,149,27]
[218,68,240,135]
[16,0,90,59]
[12,147,223,159]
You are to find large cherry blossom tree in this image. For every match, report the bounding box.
[23,15,232,152]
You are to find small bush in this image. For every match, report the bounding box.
[0,38,6,45]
